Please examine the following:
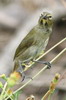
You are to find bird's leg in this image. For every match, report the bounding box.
[18,61,32,81]
[18,61,26,81]
[32,60,51,69]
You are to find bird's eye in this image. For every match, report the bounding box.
[48,16,52,18]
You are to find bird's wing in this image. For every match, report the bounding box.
[14,28,35,60]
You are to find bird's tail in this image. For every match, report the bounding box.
[13,61,19,71]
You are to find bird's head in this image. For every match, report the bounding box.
[39,12,53,27]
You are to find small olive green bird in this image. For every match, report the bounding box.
[13,12,53,73]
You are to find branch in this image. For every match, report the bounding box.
[24,37,66,71]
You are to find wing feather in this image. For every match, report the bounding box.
[14,28,35,60]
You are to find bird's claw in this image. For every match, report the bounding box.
[21,75,33,81]
[44,62,51,69]
[33,60,51,69]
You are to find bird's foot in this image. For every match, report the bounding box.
[18,68,33,81]
[18,61,32,81]
[32,60,51,69]
[21,71,33,81]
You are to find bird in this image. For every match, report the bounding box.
[13,12,53,79]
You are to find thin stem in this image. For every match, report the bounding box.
[24,37,66,71]
[48,94,52,100]
[41,90,51,100]
[36,37,66,61]
[50,48,66,63]
[5,48,66,100]
[0,82,7,100]
[41,48,66,100]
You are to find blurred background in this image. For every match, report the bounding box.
[0,0,66,100]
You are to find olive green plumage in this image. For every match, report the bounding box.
[14,12,53,70]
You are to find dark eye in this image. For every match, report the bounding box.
[48,16,52,18]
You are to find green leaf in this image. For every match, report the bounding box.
[11,90,22,100]
[0,82,3,88]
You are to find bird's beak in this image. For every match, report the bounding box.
[43,19,47,25]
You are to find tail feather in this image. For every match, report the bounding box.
[13,61,19,71]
